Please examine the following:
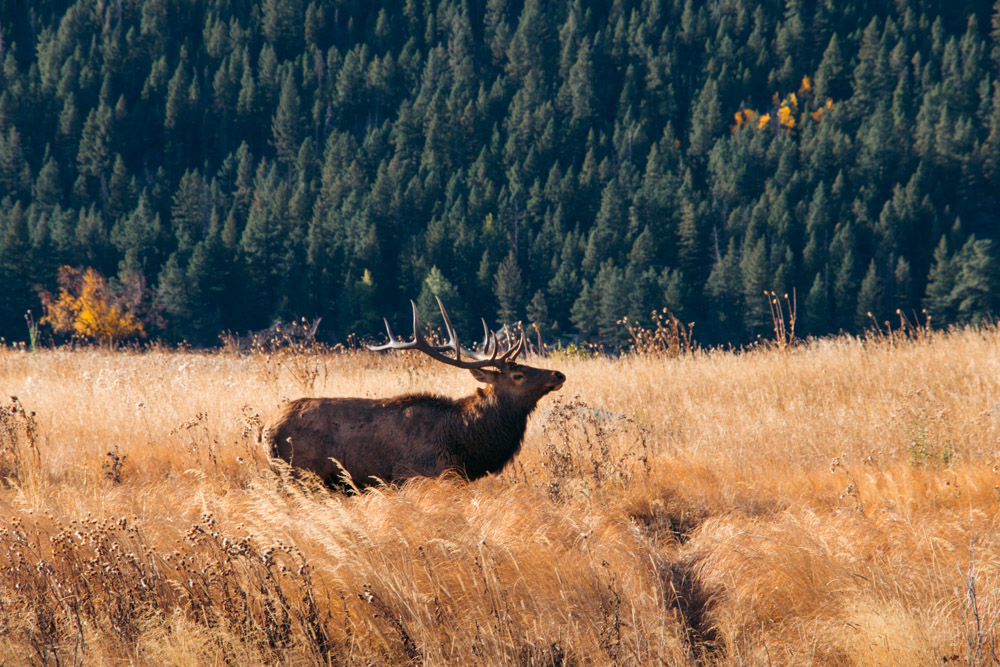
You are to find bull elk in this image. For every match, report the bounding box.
[262,298,565,489]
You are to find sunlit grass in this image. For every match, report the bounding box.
[1,327,999,664]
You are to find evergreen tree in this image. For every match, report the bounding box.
[262,0,304,59]
[688,78,722,159]
[184,213,230,344]
[855,259,886,331]
[0,126,31,200]
[924,236,955,325]
[704,238,742,341]
[740,236,770,337]
[76,104,112,179]
[570,278,597,340]
[804,272,830,335]
[660,268,690,323]
[105,154,134,220]
[155,252,192,341]
[271,71,304,168]
[34,154,64,209]
[494,250,524,325]
[111,195,164,275]
[951,236,1000,325]
[893,256,915,317]
[238,185,287,328]
[593,260,627,347]
[676,199,704,282]
[347,269,379,336]
[0,203,32,334]
[170,169,209,258]
[814,32,846,101]
[526,290,551,333]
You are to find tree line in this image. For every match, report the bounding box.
[1,0,999,347]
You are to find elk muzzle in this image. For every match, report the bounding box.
[546,371,566,392]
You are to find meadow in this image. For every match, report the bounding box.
[1,327,999,665]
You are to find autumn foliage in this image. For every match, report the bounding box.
[732,75,833,133]
[40,266,145,347]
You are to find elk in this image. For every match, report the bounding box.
[262,298,565,489]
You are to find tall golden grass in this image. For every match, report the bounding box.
[1,327,999,665]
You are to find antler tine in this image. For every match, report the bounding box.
[479,318,493,355]
[410,299,427,343]
[383,318,398,343]
[367,317,401,351]
[367,300,504,369]
[496,329,526,363]
[434,296,462,362]
[512,330,526,360]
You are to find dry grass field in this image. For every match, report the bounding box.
[1,327,999,665]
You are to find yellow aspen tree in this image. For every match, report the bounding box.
[41,267,145,348]
[777,105,796,131]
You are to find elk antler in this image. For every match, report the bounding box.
[367,297,524,368]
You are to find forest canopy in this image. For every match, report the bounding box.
[1,0,999,346]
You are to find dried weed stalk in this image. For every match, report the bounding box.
[0,396,42,496]
[619,308,695,358]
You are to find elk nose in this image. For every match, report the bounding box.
[553,371,565,382]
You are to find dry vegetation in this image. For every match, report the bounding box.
[1,327,1000,665]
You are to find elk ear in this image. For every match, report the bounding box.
[469,367,499,384]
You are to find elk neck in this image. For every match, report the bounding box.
[451,385,538,479]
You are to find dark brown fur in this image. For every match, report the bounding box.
[262,362,565,488]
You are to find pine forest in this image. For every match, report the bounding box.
[2,0,1000,347]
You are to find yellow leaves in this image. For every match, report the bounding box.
[732,108,758,130]
[42,290,79,335]
[40,267,145,348]
[777,105,796,131]
[810,98,835,123]
[772,92,798,131]
[730,74,835,135]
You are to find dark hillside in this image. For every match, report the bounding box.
[1,0,998,345]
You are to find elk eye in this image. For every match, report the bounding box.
[511,373,524,381]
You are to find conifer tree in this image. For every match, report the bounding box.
[951,237,1000,325]
[77,104,112,179]
[0,203,32,333]
[526,290,551,334]
[34,154,64,209]
[271,72,304,168]
[0,126,31,200]
[804,272,830,334]
[740,236,770,336]
[855,260,885,331]
[171,169,210,258]
[570,278,597,340]
[704,238,742,341]
[924,236,955,325]
[416,265,461,331]
[155,252,191,340]
[494,250,524,325]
